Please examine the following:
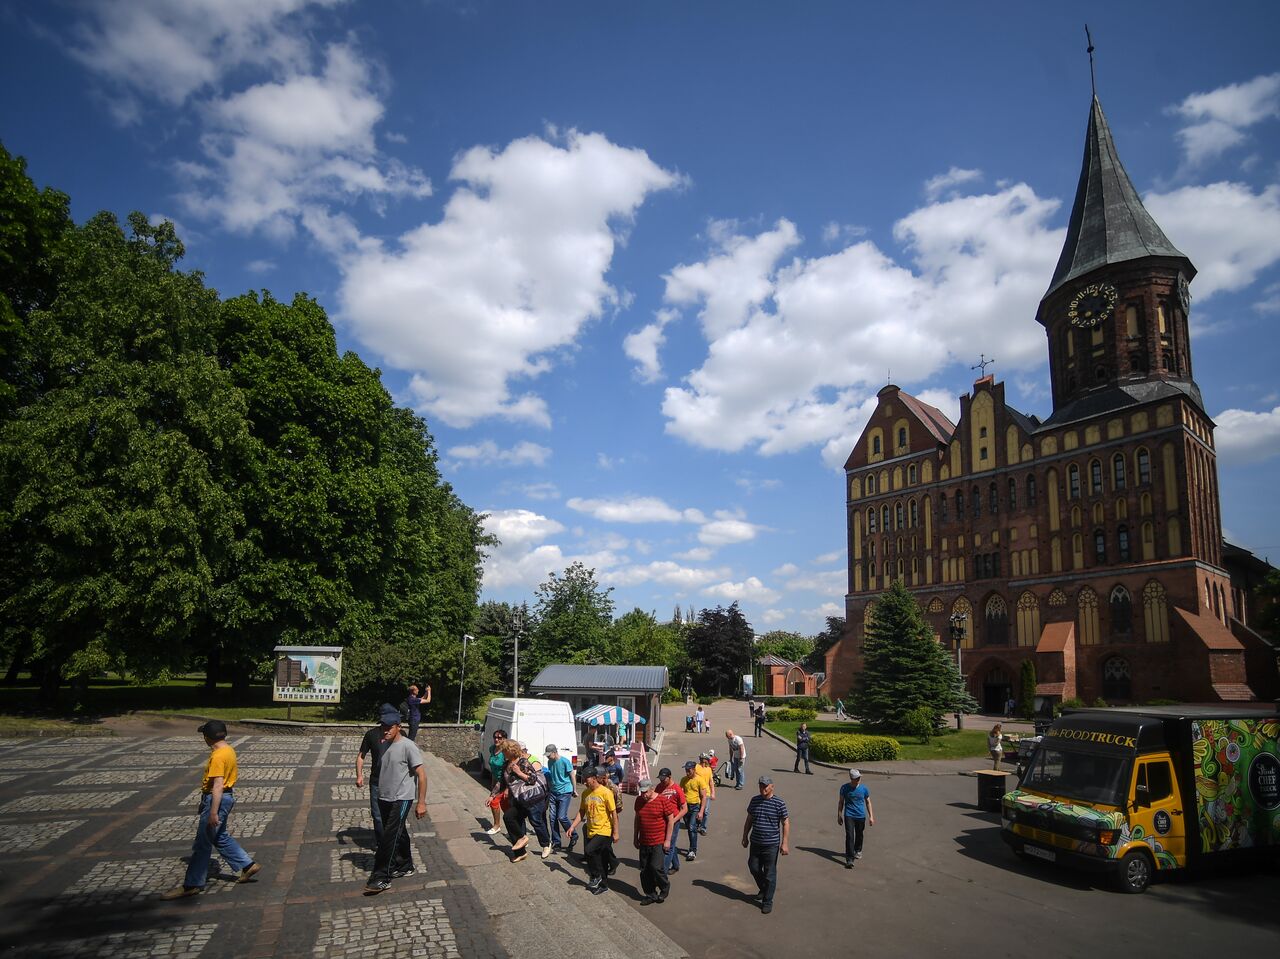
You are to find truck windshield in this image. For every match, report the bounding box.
[1022,745,1131,807]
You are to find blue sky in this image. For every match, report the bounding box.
[3,1,1279,636]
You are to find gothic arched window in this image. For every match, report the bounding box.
[1068,465,1081,499]
[1094,529,1107,563]
[1136,448,1151,485]
[1118,524,1131,562]
[971,486,980,518]
[872,435,881,455]
[940,493,948,521]
[895,502,904,530]
[985,594,1009,646]
[1008,478,1017,511]
[867,507,877,534]
[989,482,998,514]
[1090,459,1103,495]
[1102,656,1132,702]
[1110,585,1133,635]
[1026,474,1037,507]
[909,499,919,528]
[1113,454,1126,490]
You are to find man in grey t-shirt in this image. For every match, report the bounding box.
[364,703,428,894]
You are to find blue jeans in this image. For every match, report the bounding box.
[731,757,745,788]
[700,795,711,832]
[367,782,384,846]
[682,803,701,854]
[547,791,575,848]
[504,797,551,847]
[184,792,253,889]
[665,814,684,870]
[748,842,780,905]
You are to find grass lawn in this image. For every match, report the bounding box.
[767,720,993,761]
[0,674,345,725]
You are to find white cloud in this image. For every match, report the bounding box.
[1170,73,1280,166]
[924,166,982,201]
[567,496,703,524]
[446,440,551,468]
[479,508,627,592]
[623,308,679,383]
[761,608,790,625]
[66,0,338,117]
[245,258,276,274]
[1144,183,1280,300]
[674,547,714,562]
[596,453,619,470]
[821,221,869,245]
[703,577,780,604]
[1213,406,1280,465]
[812,550,842,565]
[519,482,560,501]
[780,569,847,593]
[802,602,845,619]
[179,42,430,241]
[772,563,800,577]
[697,511,764,547]
[339,130,680,427]
[481,509,565,549]
[661,185,1062,462]
[602,561,731,590]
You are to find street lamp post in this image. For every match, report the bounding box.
[456,634,473,724]
[511,608,524,700]
[948,612,968,730]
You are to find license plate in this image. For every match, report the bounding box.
[1024,845,1056,862]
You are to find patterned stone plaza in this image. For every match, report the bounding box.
[0,732,507,959]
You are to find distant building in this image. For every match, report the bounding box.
[528,664,668,734]
[756,654,820,698]
[825,93,1278,709]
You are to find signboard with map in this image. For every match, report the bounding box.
[272,646,343,704]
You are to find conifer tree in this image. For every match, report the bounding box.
[850,580,975,729]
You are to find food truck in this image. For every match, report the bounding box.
[1001,706,1279,893]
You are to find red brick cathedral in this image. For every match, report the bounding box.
[824,95,1278,710]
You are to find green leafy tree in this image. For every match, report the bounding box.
[529,563,615,675]
[1255,568,1280,636]
[686,603,754,696]
[850,580,975,729]
[612,608,687,675]
[0,209,256,703]
[1019,658,1037,719]
[805,615,845,672]
[755,630,814,665]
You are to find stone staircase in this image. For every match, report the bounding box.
[422,753,690,959]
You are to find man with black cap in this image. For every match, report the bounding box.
[364,703,428,895]
[742,775,789,915]
[655,767,687,875]
[633,777,677,904]
[566,767,618,894]
[356,709,392,845]
[161,720,260,899]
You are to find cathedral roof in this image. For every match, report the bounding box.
[897,391,956,445]
[1042,96,1193,303]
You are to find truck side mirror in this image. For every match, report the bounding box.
[1134,784,1150,809]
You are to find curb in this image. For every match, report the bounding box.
[0,726,116,738]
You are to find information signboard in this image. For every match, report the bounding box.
[272,646,343,704]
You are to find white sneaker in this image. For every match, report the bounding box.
[541,846,552,860]
[485,826,501,835]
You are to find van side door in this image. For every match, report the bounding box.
[1131,755,1186,868]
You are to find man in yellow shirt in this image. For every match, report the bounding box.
[679,760,709,861]
[694,752,716,837]
[162,720,260,899]
[567,767,618,894]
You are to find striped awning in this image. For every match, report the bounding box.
[574,704,646,726]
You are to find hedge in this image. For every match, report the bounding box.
[809,732,901,764]
[766,708,818,723]
[762,696,819,710]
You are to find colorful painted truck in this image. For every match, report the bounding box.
[1001,706,1279,893]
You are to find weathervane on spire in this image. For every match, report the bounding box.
[972,354,995,378]
[1085,24,1096,96]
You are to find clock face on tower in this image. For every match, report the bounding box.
[1067,282,1118,328]
[1178,274,1191,314]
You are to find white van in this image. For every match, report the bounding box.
[480,698,578,779]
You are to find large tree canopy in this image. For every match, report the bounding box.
[527,562,614,677]
[686,602,754,696]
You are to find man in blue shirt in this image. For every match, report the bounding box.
[837,768,874,868]
[543,743,578,853]
[741,776,789,915]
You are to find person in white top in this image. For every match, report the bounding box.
[694,706,706,733]
[725,729,747,790]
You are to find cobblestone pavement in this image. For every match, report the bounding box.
[0,731,510,959]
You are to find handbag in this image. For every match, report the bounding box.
[509,766,547,807]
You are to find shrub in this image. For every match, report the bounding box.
[762,696,818,710]
[1054,696,1086,718]
[809,732,900,764]
[1143,698,1182,706]
[662,687,684,704]
[816,693,833,710]
[902,705,936,743]
[766,708,818,723]
[1091,697,1109,708]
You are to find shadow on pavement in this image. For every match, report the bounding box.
[796,844,845,866]
[690,878,758,904]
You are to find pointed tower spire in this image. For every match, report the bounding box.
[1041,96,1194,306]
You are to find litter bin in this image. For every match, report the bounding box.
[974,770,1010,812]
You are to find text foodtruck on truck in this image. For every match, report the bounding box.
[1001,706,1280,894]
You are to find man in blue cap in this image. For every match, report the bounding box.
[364,703,428,895]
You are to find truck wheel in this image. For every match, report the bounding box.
[1114,850,1153,894]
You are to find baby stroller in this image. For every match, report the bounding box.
[685,714,696,732]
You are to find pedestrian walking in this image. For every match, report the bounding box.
[363,704,428,895]
[485,729,508,835]
[753,702,765,737]
[1004,696,1016,719]
[793,722,813,774]
[725,729,747,789]
[567,767,618,894]
[694,753,716,834]
[988,723,1004,770]
[655,767,688,874]
[746,696,755,719]
[161,720,261,899]
[633,778,677,904]
[678,760,707,861]
[544,743,578,853]
[835,698,847,721]
[499,740,552,861]
[356,712,392,844]
[837,768,873,868]
[694,705,706,733]
[742,776,789,914]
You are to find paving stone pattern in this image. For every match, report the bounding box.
[59,771,165,786]
[0,819,84,853]
[10,923,217,959]
[313,898,459,958]
[0,789,139,814]
[57,857,241,905]
[331,784,365,802]
[179,786,285,806]
[132,812,276,843]
[234,766,296,781]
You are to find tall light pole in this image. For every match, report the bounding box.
[511,607,524,701]
[949,612,968,730]
[456,634,473,724]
